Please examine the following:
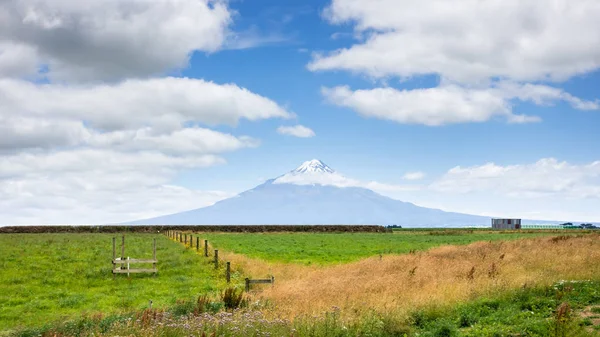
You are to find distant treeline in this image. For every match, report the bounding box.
[0,225,389,234]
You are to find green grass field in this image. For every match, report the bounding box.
[199,230,575,264]
[0,230,594,335]
[0,233,232,331]
[13,280,600,337]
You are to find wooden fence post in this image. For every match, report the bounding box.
[226,262,231,283]
[185,234,187,246]
[245,278,250,292]
[121,235,125,270]
[153,238,157,276]
[196,237,199,251]
[112,237,116,279]
[214,250,219,269]
[204,240,208,257]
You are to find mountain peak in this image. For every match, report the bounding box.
[293,159,334,174]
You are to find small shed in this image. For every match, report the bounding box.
[492,218,522,230]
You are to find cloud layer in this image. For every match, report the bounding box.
[0,77,291,152]
[0,0,232,81]
[0,76,292,223]
[314,0,600,126]
[432,158,600,199]
[0,148,235,223]
[312,0,600,83]
[0,0,300,224]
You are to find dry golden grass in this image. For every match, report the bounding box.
[191,233,600,320]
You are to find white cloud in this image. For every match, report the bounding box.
[0,149,235,224]
[311,0,600,83]
[0,77,292,150]
[0,0,232,81]
[0,0,300,224]
[403,172,425,181]
[496,82,600,111]
[322,85,514,126]
[277,125,316,138]
[0,42,39,78]
[322,83,597,125]
[224,27,290,50]
[431,158,600,199]
[0,76,293,223]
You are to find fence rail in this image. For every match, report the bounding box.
[112,236,157,277]
[245,276,275,291]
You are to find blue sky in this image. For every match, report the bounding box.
[1,0,599,223]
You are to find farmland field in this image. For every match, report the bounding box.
[0,233,232,331]
[199,230,580,264]
[1,229,600,336]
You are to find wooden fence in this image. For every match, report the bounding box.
[166,230,275,290]
[112,236,157,277]
[245,276,275,292]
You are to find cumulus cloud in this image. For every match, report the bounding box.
[0,0,232,81]
[0,76,293,223]
[311,0,600,127]
[431,158,600,199]
[311,0,600,83]
[322,83,596,125]
[0,1,301,224]
[277,125,316,138]
[0,77,292,151]
[402,172,425,181]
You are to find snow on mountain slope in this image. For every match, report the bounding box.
[125,159,491,226]
[289,159,335,174]
[273,159,359,187]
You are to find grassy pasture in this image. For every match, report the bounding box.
[15,280,600,337]
[199,229,579,264]
[0,229,597,335]
[8,232,600,337]
[0,233,230,331]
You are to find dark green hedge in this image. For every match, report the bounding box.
[0,225,389,234]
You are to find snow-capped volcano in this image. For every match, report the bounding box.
[291,159,335,174]
[273,159,355,187]
[125,159,491,226]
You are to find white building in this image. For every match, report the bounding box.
[492,218,522,230]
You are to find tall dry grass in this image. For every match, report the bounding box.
[194,233,600,320]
